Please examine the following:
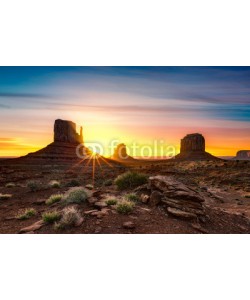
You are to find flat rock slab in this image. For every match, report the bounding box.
[19,220,45,233]
[149,176,204,203]
[167,207,197,219]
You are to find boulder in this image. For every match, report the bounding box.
[149,176,205,219]
[149,190,162,206]
[149,176,204,203]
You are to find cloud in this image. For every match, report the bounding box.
[0,92,47,98]
[0,138,16,142]
[0,103,10,108]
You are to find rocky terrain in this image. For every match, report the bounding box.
[0,159,249,234]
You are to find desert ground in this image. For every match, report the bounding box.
[0,158,249,234]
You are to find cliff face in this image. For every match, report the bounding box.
[175,133,219,161]
[54,119,83,144]
[180,133,205,152]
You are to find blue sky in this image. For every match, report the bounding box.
[0,67,249,156]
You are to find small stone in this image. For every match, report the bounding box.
[84,209,98,215]
[19,220,45,233]
[75,217,84,227]
[4,216,15,221]
[94,201,107,209]
[95,226,102,233]
[141,194,150,203]
[85,184,94,190]
[87,197,99,205]
[34,199,45,205]
[91,210,109,218]
[191,222,209,233]
[123,221,136,229]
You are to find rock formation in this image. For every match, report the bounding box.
[54,119,83,144]
[20,119,88,162]
[134,176,205,220]
[233,150,250,160]
[175,133,219,161]
[111,143,135,162]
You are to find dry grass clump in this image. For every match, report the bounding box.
[42,211,61,223]
[125,193,139,203]
[116,200,135,214]
[46,194,63,205]
[49,180,61,188]
[105,198,118,206]
[115,171,148,190]
[54,207,82,230]
[17,208,37,220]
[63,187,89,204]
[27,181,40,192]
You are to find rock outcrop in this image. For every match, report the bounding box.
[134,176,205,219]
[148,176,205,219]
[18,120,90,162]
[233,150,250,160]
[54,119,83,144]
[175,133,219,161]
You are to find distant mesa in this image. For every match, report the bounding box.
[174,133,220,161]
[22,119,88,161]
[111,143,135,162]
[233,150,250,160]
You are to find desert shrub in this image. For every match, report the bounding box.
[49,180,61,188]
[105,198,118,206]
[0,193,12,200]
[5,182,16,188]
[116,200,134,214]
[46,194,63,205]
[17,208,36,220]
[103,179,113,186]
[125,193,139,203]
[63,187,89,204]
[54,207,82,230]
[42,211,61,223]
[115,171,148,190]
[27,181,40,192]
[66,179,81,187]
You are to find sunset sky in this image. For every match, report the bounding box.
[0,66,249,157]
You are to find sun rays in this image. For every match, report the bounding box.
[66,149,116,189]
